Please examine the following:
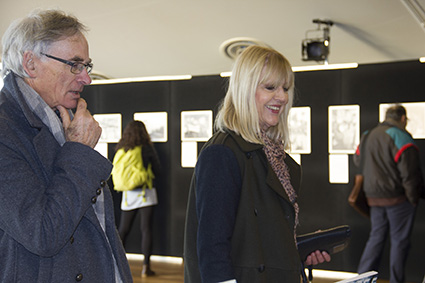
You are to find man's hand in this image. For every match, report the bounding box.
[57,98,102,148]
[305,250,331,266]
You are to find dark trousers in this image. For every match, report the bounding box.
[357,200,416,283]
[118,206,154,265]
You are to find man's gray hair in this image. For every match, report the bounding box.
[385,104,407,122]
[1,9,87,78]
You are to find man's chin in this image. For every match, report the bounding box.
[62,102,78,110]
[66,97,81,109]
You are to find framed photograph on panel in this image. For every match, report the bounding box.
[379,102,425,139]
[181,141,198,168]
[94,142,108,158]
[134,112,168,142]
[288,106,311,154]
[328,105,360,154]
[93,113,122,143]
[329,154,349,184]
[181,110,213,142]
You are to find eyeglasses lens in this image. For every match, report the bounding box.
[71,63,92,74]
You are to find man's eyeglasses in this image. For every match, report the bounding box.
[41,52,93,74]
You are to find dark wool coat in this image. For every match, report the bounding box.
[0,73,133,282]
[184,131,302,283]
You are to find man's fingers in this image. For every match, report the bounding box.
[75,98,88,115]
[60,98,101,148]
[57,105,71,129]
[57,98,87,129]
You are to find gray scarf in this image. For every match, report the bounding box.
[16,76,71,146]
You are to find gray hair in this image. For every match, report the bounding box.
[385,104,407,122]
[1,9,87,78]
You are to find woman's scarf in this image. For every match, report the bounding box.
[261,131,299,239]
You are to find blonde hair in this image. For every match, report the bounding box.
[215,45,294,148]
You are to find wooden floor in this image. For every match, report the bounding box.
[127,254,390,283]
[128,254,184,283]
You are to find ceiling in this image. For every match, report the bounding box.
[1,0,425,80]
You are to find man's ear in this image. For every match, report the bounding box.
[22,51,36,78]
[401,115,408,129]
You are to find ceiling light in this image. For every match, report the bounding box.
[302,19,334,63]
[221,62,358,76]
[220,71,232,77]
[292,62,358,72]
[90,75,192,85]
[219,37,270,60]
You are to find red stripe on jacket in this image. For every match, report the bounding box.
[394,143,418,163]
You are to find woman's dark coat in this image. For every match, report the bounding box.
[184,131,301,283]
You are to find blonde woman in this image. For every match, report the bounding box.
[184,46,330,283]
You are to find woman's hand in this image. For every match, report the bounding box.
[305,250,331,266]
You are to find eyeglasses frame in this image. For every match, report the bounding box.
[40,52,93,74]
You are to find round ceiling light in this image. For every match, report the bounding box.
[219,37,270,59]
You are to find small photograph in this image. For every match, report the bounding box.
[134,112,168,142]
[379,102,425,139]
[93,113,122,143]
[181,141,198,168]
[329,154,349,184]
[329,105,360,154]
[288,106,311,154]
[181,110,213,142]
[94,142,108,158]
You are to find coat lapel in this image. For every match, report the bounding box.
[228,131,295,204]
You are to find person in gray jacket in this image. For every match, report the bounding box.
[184,45,330,283]
[355,105,423,283]
[0,9,132,282]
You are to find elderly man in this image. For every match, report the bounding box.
[355,105,423,283]
[0,9,132,282]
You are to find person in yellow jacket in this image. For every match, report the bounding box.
[112,120,161,277]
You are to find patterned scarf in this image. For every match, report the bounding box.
[261,131,299,239]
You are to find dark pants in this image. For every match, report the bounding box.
[358,200,416,283]
[118,206,154,265]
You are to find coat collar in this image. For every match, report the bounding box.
[2,72,44,130]
[225,130,297,203]
[226,130,264,152]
